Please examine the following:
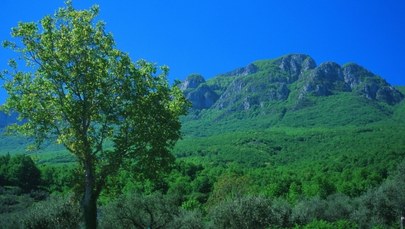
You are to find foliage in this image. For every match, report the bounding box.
[295,220,358,229]
[21,195,81,229]
[0,154,41,191]
[1,1,188,227]
[100,192,205,229]
[209,196,291,229]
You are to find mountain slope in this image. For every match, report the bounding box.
[180,54,403,136]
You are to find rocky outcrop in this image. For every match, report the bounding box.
[180,74,206,91]
[297,62,403,104]
[342,63,403,104]
[181,74,219,109]
[214,77,290,110]
[185,85,219,109]
[222,63,258,77]
[276,54,317,81]
[299,62,349,98]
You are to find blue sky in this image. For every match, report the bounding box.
[1,0,405,104]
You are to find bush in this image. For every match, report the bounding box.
[209,196,288,229]
[100,192,179,229]
[351,179,405,228]
[21,196,81,229]
[291,194,354,225]
[298,219,357,229]
[0,154,42,192]
[170,210,205,229]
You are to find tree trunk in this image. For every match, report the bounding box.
[82,159,97,229]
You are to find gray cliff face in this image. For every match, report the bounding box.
[297,62,404,104]
[222,63,258,77]
[186,85,219,109]
[342,63,373,88]
[181,74,219,109]
[180,74,206,91]
[299,62,349,98]
[276,54,317,81]
[341,63,404,104]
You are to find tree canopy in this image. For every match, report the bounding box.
[1,1,189,228]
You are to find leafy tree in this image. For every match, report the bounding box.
[1,1,188,228]
[7,155,42,191]
[209,196,289,229]
[100,192,179,229]
[22,195,81,229]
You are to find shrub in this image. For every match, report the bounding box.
[21,196,81,229]
[100,192,179,229]
[209,196,287,229]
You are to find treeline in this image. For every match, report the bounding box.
[1,155,404,228]
[0,154,75,193]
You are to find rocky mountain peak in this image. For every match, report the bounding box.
[222,63,258,77]
[342,63,373,88]
[180,54,403,112]
[313,62,344,81]
[276,54,317,79]
[180,74,206,91]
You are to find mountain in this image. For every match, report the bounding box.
[173,54,405,173]
[180,54,404,136]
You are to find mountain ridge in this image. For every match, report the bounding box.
[181,54,403,111]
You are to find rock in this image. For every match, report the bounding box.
[342,63,373,89]
[361,78,404,104]
[185,84,219,109]
[312,62,343,82]
[342,63,404,104]
[222,63,258,77]
[277,54,317,81]
[299,62,346,97]
[180,74,206,91]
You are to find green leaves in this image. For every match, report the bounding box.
[2,3,189,223]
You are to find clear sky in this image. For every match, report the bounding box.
[1,0,405,104]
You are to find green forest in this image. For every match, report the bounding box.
[1,2,405,229]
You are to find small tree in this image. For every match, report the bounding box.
[1,1,188,228]
[7,155,42,191]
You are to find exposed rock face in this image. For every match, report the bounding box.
[297,61,403,104]
[342,63,403,104]
[185,85,219,109]
[299,62,349,97]
[222,63,258,77]
[181,74,219,109]
[342,63,372,88]
[276,54,317,80]
[180,74,206,91]
[214,78,245,109]
[214,78,290,110]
